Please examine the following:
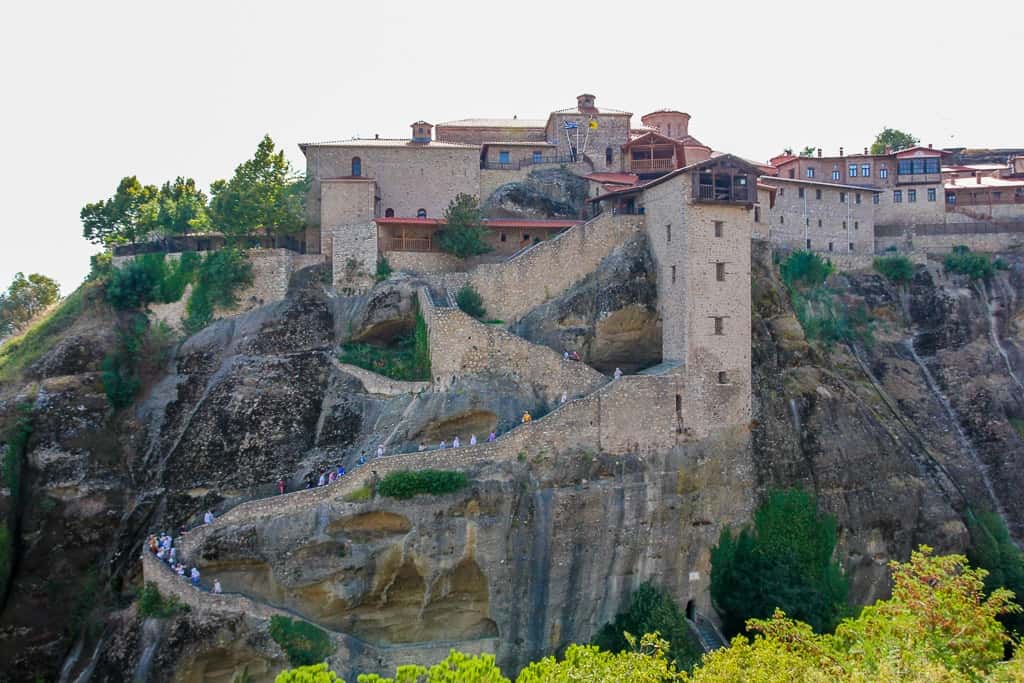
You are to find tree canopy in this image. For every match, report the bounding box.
[592,582,700,670]
[798,146,817,157]
[150,176,211,238]
[438,193,492,258]
[81,175,159,246]
[209,134,307,238]
[710,489,848,636]
[870,127,919,155]
[0,272,60,337]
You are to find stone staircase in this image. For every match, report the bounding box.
[687,611,728,653]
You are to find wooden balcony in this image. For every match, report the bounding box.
[695,182,753,204]
[381,235,436,252]
[630,157,675,173]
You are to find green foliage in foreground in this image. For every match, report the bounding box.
[278,548,1024,682]
[873,255,915,283]
[0,282,92,382]
[376,470,468,500]
[593,582,700,671]
[455,284,486,319]
[711,489,848,637]
[276,663,344,682]
[136,581,187,618]
[269,615,334,667]
[944,245,1008,281]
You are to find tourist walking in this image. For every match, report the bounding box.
[439,440,447,450]
[470,434,477,446]
[613,367,622,380]
[318,472,326,487]
[277,478,286,495]
[329,470,337,484]
[522,411,532,423]
[560,392,567,404]
[488,431,496,443]
[190,567,201,587]
[203,511,214,525]
[376,444,385,458]
[418,442,428,452]
[453,436,461,448]
[213,579,223,594]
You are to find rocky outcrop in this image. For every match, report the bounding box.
[482,168,587,220]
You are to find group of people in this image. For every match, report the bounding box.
[422,431,497,452]
[146,531,222,594]
[307,444,382,489]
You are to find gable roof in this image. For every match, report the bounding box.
[641,153,765,191]
[622,130,677,148]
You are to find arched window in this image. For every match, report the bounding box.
[605,147,613,165]
[416,208,427,218]
[384,208,394,218]
[351,157,361,177]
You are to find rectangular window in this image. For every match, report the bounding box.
[832,170,841,181]
[908,189,917,203]
[873,193,880,204]
[671,265,676,283]
[828,242,834,252]
[848,164,858,177]
[947,192,956,204]
[806,238,811,248]
[714,221,723,237]
[880,167,889,179]
[754,206,761,223]
[849,242,854,251]
[499,150,510,164]
[716,262,726,281]
[854,221,859,230]
[927,188,936,202]
[779,187,785,197]
[532,151,543,163]
[798,187,805,198]
[717,371,729,385]
[817,219,822,227]
[842,221,847,229]
[806,167,816,178]
[898,159,913,175]
[861,164,871,177]
[815,189,822,200]
[925,158,940,173]
[780,215,785,224]
[805,217,810,226]
[713,317,724,335]
[666,224,671,242]
[855,192,862,204]
[893,190,903,203]
[840,192,846,203]
[500,233,507,242]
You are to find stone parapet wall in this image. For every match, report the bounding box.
[875,221,1024,254]
[385,251,466,276]
[419,287,607,402]
[465,214,644,323]
[334,361,430,396]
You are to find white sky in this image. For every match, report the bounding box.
[2,0,1021,294]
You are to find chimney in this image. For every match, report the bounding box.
[976,172,982,184]
[374,133,379,140]
[410,121,433,143]
[817,148,822,158]
[839,146,844,157]
[864,147,869,155]
[928,143,933,149]
[576,93,597,113]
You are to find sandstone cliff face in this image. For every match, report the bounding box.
[3,244,1024,681]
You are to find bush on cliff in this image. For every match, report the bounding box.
[873,255,915,283]
[184,248,253,333]
[0,407,32,605]
[780,250,833,288]
[377,469,468,500]
[710,489,848,637]
[944,245,1004,281]
[779,251,872,348]
[137,581,186,618]
[269,615,333,667]
[592,582,700,671]
[455,284,486,319]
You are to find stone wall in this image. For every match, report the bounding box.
[875,220,1024,253]
[334,360,430,397]
[320,179,376,259]
[385,251,466,277]
[641,173,753,438]
[546,112,631,173]
[464,213,644,323]
[761,179,875,254]
[331,222,377,294]
[419,287,606,403]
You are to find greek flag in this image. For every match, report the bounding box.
[563,120,579,130]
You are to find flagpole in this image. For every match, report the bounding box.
[564,124,573,160]
[582,117,592,157]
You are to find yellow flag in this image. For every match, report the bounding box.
[589,119,598,130]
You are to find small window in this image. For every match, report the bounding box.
[671,265,677,283]
[417,208,427,218]
[880,167,889,179]
[842,220,847,229]
[873,193,880,205]
[805,217,810,226]
[754,206,761,223]
[817,219,822,227]
[523,234,530,241]
[828,242,834,252]
[779,187,785,197]
[908,189,917,203]
[533,151,543,164]
[806,167,816,178]
[927,188,937,202]
[717,371,728,385]
[788,169,795,178]
[849,242,854,251]
[384,208,394,218]
[832,170,841,181]
[716,262,726,281]
[713,317,724,335]
[500,233,507,242]
[855,192,862,204]
[798,187,805,198]
[854,221,859,230]
[848,164,858,177]
[815,189,822,200]
[861,164,871,177]
[499,150,510,164]
[779,215,785,225]
[605,147,613,165]
[351,156,362,177]
[806,238,811,248]
[840,192,846,203]
[893,190,902,203]
[714,221,724,237]
[947,192,957,204]
[666,224,671,242]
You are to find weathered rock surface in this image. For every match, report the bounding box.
[482,168,587,220]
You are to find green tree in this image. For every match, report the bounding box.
[517,633,686,682]
[153,176,211,239]
[438,193,492,258]
[276,664,345,683]
[358,650,509,683]
[593,582,700,670]
[81,176,159,247]
[455,284,486,319]
[269,615,333,667]
[873,255,915,283]
[869,127,919,155]
[209,135,307,239]
[798,146,817,157]
[0,272,60,336]
[710,489,848,636]
[968,510,1024,638]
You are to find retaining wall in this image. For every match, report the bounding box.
[334,361,430,396]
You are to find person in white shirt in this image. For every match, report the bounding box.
[469,434,477,446]
[376,444,385,458]
[560,392,568,404]
[613,367,623,380]
[213,579,223,594]
[453,436,460,448]
[203,511,214,525]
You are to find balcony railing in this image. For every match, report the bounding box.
[481,154,577,170]
[696,184,752,203]
[381,235,435,252]
[630,158,675,173]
